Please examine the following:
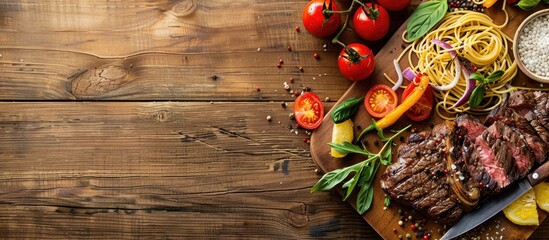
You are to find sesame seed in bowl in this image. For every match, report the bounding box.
[513,9,549,84]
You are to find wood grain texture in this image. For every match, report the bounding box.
[0,101,382,239]
[1,0,548,239]
[0,0,415,101]
[310,2,549,240]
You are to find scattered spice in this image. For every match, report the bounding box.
[289,113,295,119]
[210,75,218,80]
[298,66,304,72]
[256,87,261,92]
[287,46,292,51]
[295,26,300,32]
[266,116,272,121]
[289,77,294,83]
[314,53,320,59]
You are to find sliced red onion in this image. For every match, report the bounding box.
[430,57,461,91]
[431,39,479,108]
[451,70,476,109]
[402,67,417,81]
[391,59,404,91]
[431,39,457,58]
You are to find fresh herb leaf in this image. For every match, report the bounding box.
[517,0,540,10]
[406,0,448,41]
[384,195,391,207]
[328,142,371,155]
[469,72,485,82]
[310,165,357,192]
[469,86,486,109]
[343,166,364,200]
[484,70,504,84]
[357,180,375,214]
[380,143,392,165]
[331,97,364,123]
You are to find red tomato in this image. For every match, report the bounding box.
[302,0,341,37]
[377,0,411,12]
[294,92,325,130]
[402,84,434,121]
[364,84,398,118]
[337,43,375,81]
[352,3,390,41]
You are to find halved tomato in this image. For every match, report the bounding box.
[402,84,434,121]
[364,84,398,118]
[294,92,324,130]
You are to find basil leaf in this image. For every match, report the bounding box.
[328,142,370,155]
[331,97,364,123]
[469,85,486,109]
[469,72,485,83]
[485,70,505,84]
[310,164,357,192]
[406,0,448,41]
[517,0,540,9]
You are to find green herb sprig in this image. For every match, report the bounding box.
[406,0,448,41]
[468,70,504,109]
[331,97,364,123]
[311,123,411,214]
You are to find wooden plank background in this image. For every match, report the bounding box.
[0,0,547,239]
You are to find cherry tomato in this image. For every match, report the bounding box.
[352,3,390,41]
[402,84,434,121]
[364,84,398,118]
[377,0,411,12]
[294,92,325,130]
[302,0,341,37]
[337,43,375,81]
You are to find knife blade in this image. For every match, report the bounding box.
[440,159,549,240]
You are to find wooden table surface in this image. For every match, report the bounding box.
[0,0,547,239]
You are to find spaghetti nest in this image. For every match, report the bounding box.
[401,11,517,120]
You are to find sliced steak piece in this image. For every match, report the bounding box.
[455,115,498,194]
[507,90,536,111]
[524,110,549,143]
[474,131,519,192]
[381,123,463,224]
[486,121,534,177]
[485,105,548,164]
[533,91,549,115]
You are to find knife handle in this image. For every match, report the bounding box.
[528,159,549,186]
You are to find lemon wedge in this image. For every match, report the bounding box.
[503,188,539,226]
[534,182,549,213]
[330,119,354,158]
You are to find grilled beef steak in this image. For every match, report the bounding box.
[381,122,463,224]
[380,90,548,225]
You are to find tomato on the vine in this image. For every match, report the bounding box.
[364,84,398,118]
[294,92,325,130]
[302,0,341,37]
[337,43,375,81]
[402,84,434,121]
[352,3,390,41]
[377,0,411,12]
